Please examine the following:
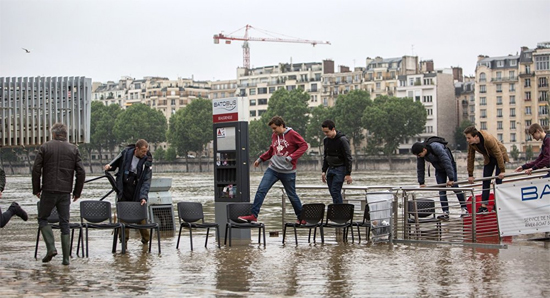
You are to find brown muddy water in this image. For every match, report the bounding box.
[0,170,549,297]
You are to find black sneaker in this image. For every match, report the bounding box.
[9,202,28,221]
[477,206,489,214]
[437,213,449,220]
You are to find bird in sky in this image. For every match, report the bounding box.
[22,48,30,53]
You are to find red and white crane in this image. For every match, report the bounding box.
[214,24,331,69]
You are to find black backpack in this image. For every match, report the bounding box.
[424,136,454,162]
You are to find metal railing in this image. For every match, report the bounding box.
[277,169,550,247]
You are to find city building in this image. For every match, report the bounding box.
[475,41,550,153]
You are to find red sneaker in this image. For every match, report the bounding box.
[295,219,306,225]
[237,214,258,223]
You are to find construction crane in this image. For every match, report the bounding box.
[214,24,331,69]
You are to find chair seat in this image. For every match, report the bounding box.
[228,222,264,228]
[83,223,121,229]
[183,222,219,229]
[123,223,158,229]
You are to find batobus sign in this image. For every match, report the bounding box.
[212,97,249,123]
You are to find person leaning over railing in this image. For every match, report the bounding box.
[463,126,509,213]
[515,123,550,177]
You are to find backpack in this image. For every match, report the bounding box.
[424,136,454,163]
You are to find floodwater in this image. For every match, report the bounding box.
[0,170,549,297]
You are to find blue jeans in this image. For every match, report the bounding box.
[38,192,71,235]
[326,166,346,204]
[435,163,466,213]
[251,168,302,218]
[481,156,502,205]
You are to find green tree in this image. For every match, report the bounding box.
[165,147,177,162]
[362,96,427,169]
[260,88,310,137]
[114,103,167,145]
[167,98,212,172]
[306,105,333,153]
[454,119,474,151]
[333,90,371,170]
[155,147,165,161]
[510,144,520,161]
[526,145,534,160]
[248,119,271,160]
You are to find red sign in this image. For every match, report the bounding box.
[213,113,238,123]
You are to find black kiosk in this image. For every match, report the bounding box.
[212,97,250,242]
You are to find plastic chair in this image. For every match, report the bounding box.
[224,203,266,247]
[116,201,161,254]
[407,199,441,240]
[34,201,82,259]
[80,200,123,257]
[323,203,355,242]
[176,202,220,250]
[352,203,371,243]
[283,203,325,245]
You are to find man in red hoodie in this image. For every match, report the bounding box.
[238,116,308,223]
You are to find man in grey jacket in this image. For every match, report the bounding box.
[411,140,467,219]
[32,123,86,265]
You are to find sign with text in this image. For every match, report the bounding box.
[212,97,249,123]
[496,178,550,236]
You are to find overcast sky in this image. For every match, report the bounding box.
[1,0,549,83]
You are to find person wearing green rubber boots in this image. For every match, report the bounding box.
[32,123,86,265]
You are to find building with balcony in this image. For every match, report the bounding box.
[236,61,326,120]
[475,42,550,153]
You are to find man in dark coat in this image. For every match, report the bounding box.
[321,120,353,204]
[104,139,152,245]
[32,123,86,265]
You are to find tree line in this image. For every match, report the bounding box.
[5,89,498,173]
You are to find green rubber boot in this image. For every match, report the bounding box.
[40,226,58,263]
[61,234,71,266]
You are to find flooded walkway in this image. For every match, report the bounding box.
[1,171,549,297]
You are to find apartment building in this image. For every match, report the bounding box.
[475,41,550,152]
[236,61,326,120]
[455,76,476,126]
[210,79,238,100]
[93,77,211,121]
[395,70,457,152]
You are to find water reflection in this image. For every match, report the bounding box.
[0,171,549,297]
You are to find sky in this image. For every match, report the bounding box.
[1,0,549,83]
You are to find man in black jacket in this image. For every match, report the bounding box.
[104,139,152,245]
[321,120,353,204]
[32,123,86,265]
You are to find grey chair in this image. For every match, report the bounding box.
[116,201,161,254]
[80,200,122,257]
[224,203,266,247]
[323,203,355,242]
[176,201,220,250]
[407,199,441,240]
[352,203,371,243]
[283,203,325,245]
[34,202,82,259]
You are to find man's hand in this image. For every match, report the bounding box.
[35,192,41,199]
[345,175,352,185]
[497,173,505,180]
[140,199,146,206]
[104,164,111,171]
[446,180,454,187]
[254,160,260,167]
[73,195,80,202]
[515,166,523,172]
[525,168,533,175]
[321,172,326,183]
[468,177,475,184]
